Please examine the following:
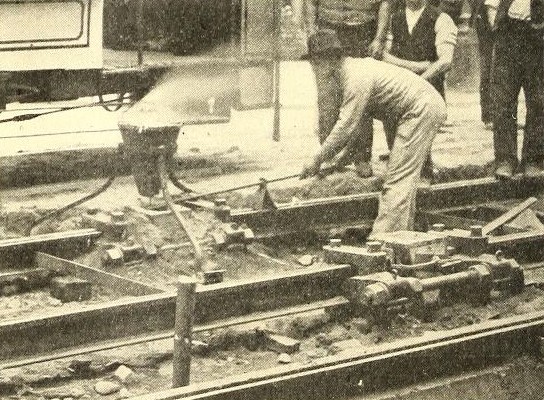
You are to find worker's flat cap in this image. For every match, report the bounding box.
[306,29,343,58]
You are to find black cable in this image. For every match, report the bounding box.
[177,166,337,203]
[1,101,132,113]
[0,99,131,124]
[27,176,116,235]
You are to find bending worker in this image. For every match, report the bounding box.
[300,30,446,234]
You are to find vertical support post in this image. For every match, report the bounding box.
[230,0,238,57]
[272,0,281,141]
[172,275,197,388]
[240,0,247,57]
[136,0,145,65]
[0,72,10,110]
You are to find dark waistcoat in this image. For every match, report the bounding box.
[390,5,445,97]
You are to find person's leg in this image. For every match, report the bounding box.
[335,23,375,58]
[491,28,523,172]
[476,24,494,125]
[371,96,447,234]
[520,32,544,171]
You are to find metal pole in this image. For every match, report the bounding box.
[136,0,145,65]
[272,0,281,141]
[172,275,197,388]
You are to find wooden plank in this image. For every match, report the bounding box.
[482,197,538,236]
[35,252,163,296]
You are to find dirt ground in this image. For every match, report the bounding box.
[1,184,544,399]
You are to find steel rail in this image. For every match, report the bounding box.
[0,262,355,362]
[219,177,544,239]
[0,296,348,370]
[0,229,101,266]
[131,310,544,400]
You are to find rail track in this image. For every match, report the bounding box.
[2,176,544,399]
[131,309,544,400]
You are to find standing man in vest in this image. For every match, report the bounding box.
[300,30,446,234]
[381,0,457,183]
[305,0,392,58]
[305,0,392,178]
[486,0,544,179]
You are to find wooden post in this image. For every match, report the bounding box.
[172,275,197,388]
[272,0,281,141]
[0,72,10,110]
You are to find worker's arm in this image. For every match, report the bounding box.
[369,0,392,59]
[314,67,343,143]
[382,52,432,73]
[305,0,319,37]
[301,72,372,178]
[420,13,458,81]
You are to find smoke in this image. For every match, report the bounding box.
[120,43,239,128]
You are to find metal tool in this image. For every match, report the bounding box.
[345,255,523,322]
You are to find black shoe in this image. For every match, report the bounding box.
[495,161,514,180]
[523,163,542,178]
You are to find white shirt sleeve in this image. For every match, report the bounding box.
[318,68,373,163]
[435,13,458,49]
[484,0,500,9]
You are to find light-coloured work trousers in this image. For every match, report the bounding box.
[371,94,446,235]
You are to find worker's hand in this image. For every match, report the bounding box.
[413,61,432,74]
[368,39,386,60]
[299,157,322,180]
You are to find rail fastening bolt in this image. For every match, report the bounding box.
[432,223,445,232]
[367,241,382,253]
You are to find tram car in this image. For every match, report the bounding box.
[0,0,277,120]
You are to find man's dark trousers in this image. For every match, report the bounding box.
[474,1,494,124]
[492,20,544,168]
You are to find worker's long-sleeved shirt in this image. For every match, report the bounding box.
[485,0,530,20]
[317,57,441,162]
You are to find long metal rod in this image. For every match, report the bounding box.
[177,173,300,203]
[158,152,205,270]
[176,166,338,204]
